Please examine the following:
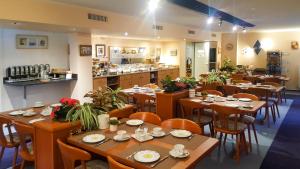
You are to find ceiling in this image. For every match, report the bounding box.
[48,0,300,32]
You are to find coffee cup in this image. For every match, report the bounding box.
[244,102,251,107]
[227,95,233,99]
[133,84,138,88]
[196,92,202,96]
[117,130,127,139]
[173,144,185,155]
[153,127,162,135]
[34,101,43,107]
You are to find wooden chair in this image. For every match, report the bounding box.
[231,74,245,80]
[262,82,281,117]
[233,80,251,84]
[57,138,108,169]
[132,93,156,112]
[107,156,133,169]
[211,104,248,162]
[179,99,213,136]
[129,112,162,125]
[222,85,240,96]
[247,87,276,127]
[233,93,259,151]
[143,84,159,89]
[13,121,35,169]
[0,116,19,168]
[161,118,202,135]
[202,90,224,96]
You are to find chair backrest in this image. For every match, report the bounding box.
[133,93,155,112]
[264,77,281,83]
[247,87,271,101]
[244,76,261,84]
[201,82,223,90]
[233,80,251,84]
[233,93,259,101]
[143,84,159,89]
[161,118,202,135]
[13,121,35,161]
[179,99,204,119]
[230,74,245,80]
[0,116,15,147]
[211,104,241,132]
[222,85,240,96]
[57,138,91,169]
[129,112,162,125]
[262,82,281,87]
[202,90,223,96]
[108,156,133,169]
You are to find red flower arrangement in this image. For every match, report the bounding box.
[51,98,79,121]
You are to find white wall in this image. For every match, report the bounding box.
[0,29,71,111]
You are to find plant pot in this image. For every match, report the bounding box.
[189,89,195,98]
[110,125,118,132]
[98,114,109,129]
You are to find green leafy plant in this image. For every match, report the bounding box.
[205,70,229,84]
[220,58,236,73]
[84,87,126,112]
[109,119,120,125]
[66,103,99,131]
[161,75,180,93]
[179,77,198,89]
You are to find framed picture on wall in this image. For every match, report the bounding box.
[291,41,299,49]
[16,35,48,49]
[95,44,106,57]
[170,49,177,56]
[79,45,92,56]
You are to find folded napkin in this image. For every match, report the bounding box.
[29,118,45,124]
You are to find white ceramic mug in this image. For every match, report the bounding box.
[153,127,162,135]
[174,144,185,155]
[34,101,43,107]
[117,130,127,139]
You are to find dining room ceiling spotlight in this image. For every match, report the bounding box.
[124,32,128,36]
[206,17,214,25]
[242,27,247,33]
[148,0,160,12]
[232,25,238,31]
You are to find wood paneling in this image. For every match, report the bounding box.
[158,68,180,88]
[93,77,107,90]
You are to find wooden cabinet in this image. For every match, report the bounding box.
[93,77,107,90]
[119,72,150,89]
[158,68,180,88]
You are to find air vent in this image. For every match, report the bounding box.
[152,25,163,31]
[88,13,108,22]
[188,30,196,35]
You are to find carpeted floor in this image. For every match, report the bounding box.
[1,95,300,169]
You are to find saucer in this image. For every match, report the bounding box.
[151,131,166,138]
[169,149,190,158]
[113,134,131,141]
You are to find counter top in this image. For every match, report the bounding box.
[93,67,179,79]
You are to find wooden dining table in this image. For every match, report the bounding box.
[67,118,219,169]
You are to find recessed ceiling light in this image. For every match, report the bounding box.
[206,17,214,24]
[218,19,223,27]
[148,0,160,12]
[184,38,186,41]
[124,32,128,36]
[232,25,238,31]
[242,27,247,33]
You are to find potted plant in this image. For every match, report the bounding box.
[179,77,198,89]
[220,58,236,73]
[109,118,120,132]
[66,103,100,131]
[201,91,208,100]
[51,98,79,122]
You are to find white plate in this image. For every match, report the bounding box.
[82,134,105,144]
[113,134,131,142]
[151,131,166,138]
[169,149,190,158]
[126,119,144,126]
[23,111,37,117]
[239,98,252,102]
[226,98,236,101]
[134,150,160,163]
[225,104,239,108]
[131,134,153,142]
[9,110,25,116]
[190,99,202,102]
[28,118,45,124]
[50,103,62,107]
[170,130,192,138]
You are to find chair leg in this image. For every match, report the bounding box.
[209,122,214,137]
[252,124,259,144]
[242,132,248,155]
[218,133,223,150]
[275,103,280,118]
[271,105,276,124]
[20,160,26,169]
[12,146,18,169]
[0,146,5,160]
[223,134,227,146]
[247,125,252,152]
[235,134,240,163]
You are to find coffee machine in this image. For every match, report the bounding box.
[5,64,51,82]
